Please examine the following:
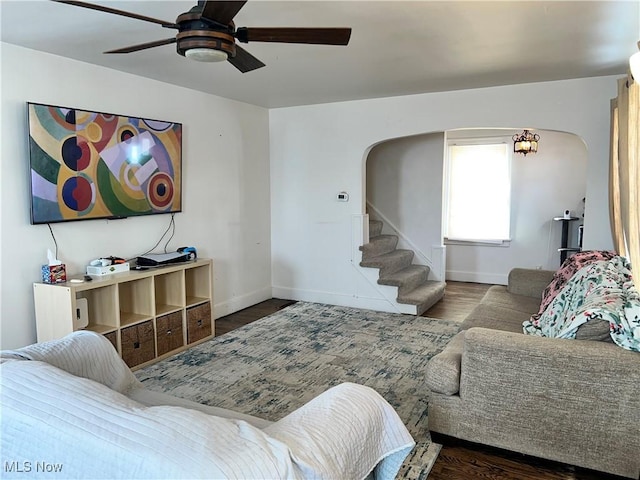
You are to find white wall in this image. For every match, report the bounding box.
[366,132,445,279]
[1,43,621,347]
[365,129,587,284]
[270,76,617,307]
[445,129,587,283]
[1,43,272,349]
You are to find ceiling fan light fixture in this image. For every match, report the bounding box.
[185,47,228,62]
[512,129,540,156]
[53,0,352,73]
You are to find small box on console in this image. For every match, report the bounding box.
[41,264,67,284]
[86,262,130,276]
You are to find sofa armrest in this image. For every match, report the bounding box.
[425,331,465,395]
[507,268,554,298]
[459,327,640,478]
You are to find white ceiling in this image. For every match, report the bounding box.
[1,1,639,108]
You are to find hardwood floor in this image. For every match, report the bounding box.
[421,281,491,322]
[214,283,626,480]
[214,298,296,336]
[429,435,623,480]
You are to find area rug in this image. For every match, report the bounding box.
[136,301,460,479]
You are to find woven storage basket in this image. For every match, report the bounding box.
[121,321,155,367]
[156,311,184,356]
[103,331,118,351]
[187,302,212,344]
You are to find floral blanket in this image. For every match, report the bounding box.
[523,256,640,352]
[531,250,618,323]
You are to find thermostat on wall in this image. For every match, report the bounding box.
[337,192,349,202]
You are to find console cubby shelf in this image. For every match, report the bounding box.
[33,258,214,370]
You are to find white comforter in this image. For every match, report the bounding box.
[1,332,414,479]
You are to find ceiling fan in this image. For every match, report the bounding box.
[53,0,352,72]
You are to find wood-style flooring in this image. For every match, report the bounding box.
[420,281,491,322]
[215,298,297,336]
[214,283,626,480]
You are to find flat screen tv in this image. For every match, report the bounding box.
[27,102,182,224]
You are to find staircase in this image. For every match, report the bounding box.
[359,219,445,315]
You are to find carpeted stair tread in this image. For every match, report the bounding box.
[359,234,398,259]
[379,265,429,295]
[360,249,414,275]
[369,219,383,238]
[362,218,445,314]
[398,281,446,314]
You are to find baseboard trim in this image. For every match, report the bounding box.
[271,286,412,314]
[214,286,273,319]
[445,270,507,285]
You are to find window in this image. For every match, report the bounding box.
[444,140,511,243]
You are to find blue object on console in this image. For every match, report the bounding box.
[177,246,197,260]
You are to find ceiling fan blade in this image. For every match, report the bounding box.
[200,1,247,25]
[52,1,178,28]
[236,27,351,45]
[228,45,265,73]
[104,38,177,54]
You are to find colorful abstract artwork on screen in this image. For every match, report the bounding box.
[28,103,182,224]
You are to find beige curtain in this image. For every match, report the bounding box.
[609,97,626,255]
[610,76,640,273]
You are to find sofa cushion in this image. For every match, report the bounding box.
[482,286,542,314]
[461,304,531,333]
[575,319,614,343]
[460,286,541,333]
[0,330,140,393]
[507,268,555,298]
[425,331,465,395]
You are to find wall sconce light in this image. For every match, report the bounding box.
[630,41,640,81]
[512,129,540,156]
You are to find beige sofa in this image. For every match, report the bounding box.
[425,268,640,479]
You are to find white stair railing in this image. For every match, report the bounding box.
[366,201,446,281]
